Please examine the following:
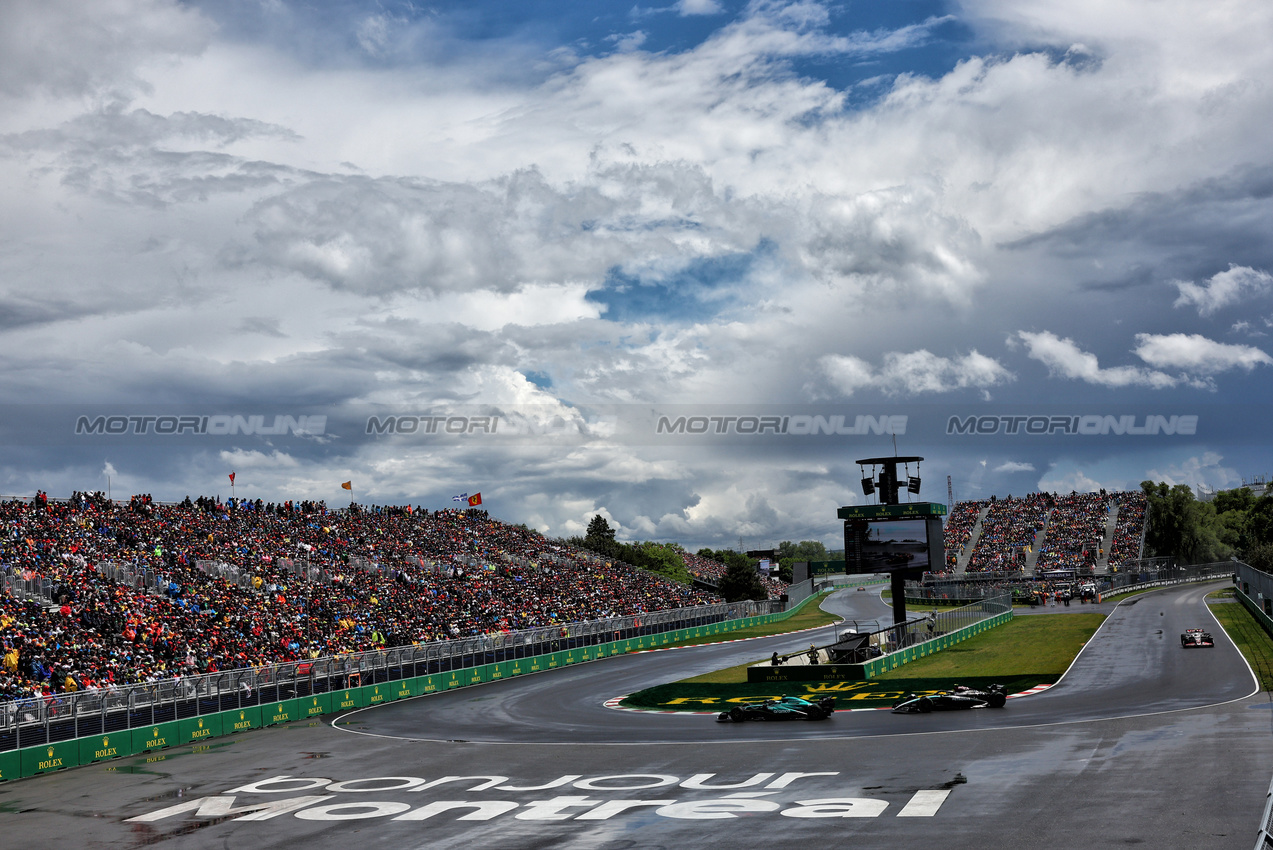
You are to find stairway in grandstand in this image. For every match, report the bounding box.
[1023,510,1050,572]
[1096,502,1119,571]
[954,504,991,574]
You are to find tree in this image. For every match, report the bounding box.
[1141,481,1231,564]
[586,515,616,545]
[718,556,767,602]
[1245,541,1273,573]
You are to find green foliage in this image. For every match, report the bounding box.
[717,555,767,602]
[1245,541,1273,574]
[1141,481,1231,564]
[1140,481,1273,564]
[586,514,616,545]
[569,516,692,584]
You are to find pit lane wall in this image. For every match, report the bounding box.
[0,591,829,783]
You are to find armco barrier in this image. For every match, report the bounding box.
[0,589,833,782]
[1234,584,1273,639]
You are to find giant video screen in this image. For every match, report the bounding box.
[860,519,931,572]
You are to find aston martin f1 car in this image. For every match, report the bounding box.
[892,684,1008,713]
[717,695,836,722]
[1181,628,1214,647]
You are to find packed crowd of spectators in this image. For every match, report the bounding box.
[942,501,988,568]
[941,489,1148,576]
[1034,493,1112,572]
[965,494,1051,573]
[1107,491,1148,569]
[1,492,716,707]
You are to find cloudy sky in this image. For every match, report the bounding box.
[3,0,1273,549]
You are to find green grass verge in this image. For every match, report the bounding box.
[619,612,1102,711]
[874,613,1104,679]
[1208,587,1273,691]
[644,592,840,651]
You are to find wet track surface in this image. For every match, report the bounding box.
[4,580,1272,850]
[341,581,1255,743]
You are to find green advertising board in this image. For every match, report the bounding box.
[21,740,76,777]
[132,721,179,752]
[302,693,331,718]
[227,706,261,733]
[80,732,129,764]
[263,699,301,726]
[0,750,19,782]
[365,683,389,706]
[333,687,361,712]
[180,713,221,743]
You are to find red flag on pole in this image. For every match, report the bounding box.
[228,472,235,484]
[341,481,352,491]
[468,493,482,506]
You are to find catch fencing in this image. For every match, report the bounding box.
[907,561,1234,604]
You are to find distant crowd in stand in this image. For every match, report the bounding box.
[932,490,1148,576]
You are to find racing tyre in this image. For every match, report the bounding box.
[806,706,825,720]
[729,707,744,722]
[917,697,932,713]
[987,692,1007,708]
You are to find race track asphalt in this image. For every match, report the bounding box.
[3,580,1271,850]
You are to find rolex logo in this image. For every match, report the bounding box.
[102,737,109,746]
[47,747,54,758]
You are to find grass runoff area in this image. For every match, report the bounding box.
[620,613,1104,712]
[1207,587,1273,690]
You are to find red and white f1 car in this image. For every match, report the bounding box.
[1180,628,1214,648]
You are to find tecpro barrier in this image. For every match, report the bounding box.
[0,591,831,782]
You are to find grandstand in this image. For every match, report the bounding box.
[939,489,1149,577]
[1,492,721,707]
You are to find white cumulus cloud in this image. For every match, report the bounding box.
[677,0,725,15]
[820,349,1012,396]
[1173,265,1272,316]
[1014,331,1177,388]
[1134,333,1272,373]
[994,461,1036,473]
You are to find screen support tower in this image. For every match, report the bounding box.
[857,455,924,627]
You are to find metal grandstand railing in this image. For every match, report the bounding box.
[0,596,781,748]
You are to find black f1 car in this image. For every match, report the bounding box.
[717,695,836,722]
[892,684,1008,713]
[1181,628,1214,647]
